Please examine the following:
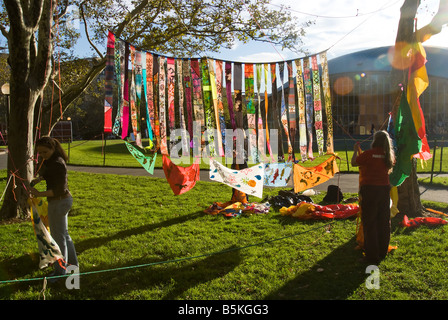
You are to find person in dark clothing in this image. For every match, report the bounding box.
[29,136,78,279]
[351,130,395,264]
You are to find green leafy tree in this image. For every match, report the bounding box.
[0,0,312,219]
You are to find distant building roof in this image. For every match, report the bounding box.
[328,46,448,79]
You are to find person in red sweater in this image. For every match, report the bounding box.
[351,130,395,264]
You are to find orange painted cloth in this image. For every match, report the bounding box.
[162,155,200,195]
[293,155,339,193]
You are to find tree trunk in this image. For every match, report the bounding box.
[0,0,53,220]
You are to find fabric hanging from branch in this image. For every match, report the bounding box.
[113,37,124,137]
[295,59,308,162]
[201,57,216,157]
[177,59,190,156]
[182,59,194,145]
[209,160,265,199]
[167,57,176,152]
[208,59,224,156]
[233,63,245,161]
[293,155,339,193]
[245,63,258,163]
[104,31,115,134]
[264,64,274,162]
[264,162,293,187]
[279,62,293,160]
[320,52,334,154]
[312,55,324,156]
[215,60,226,156]
[129,46,142,147]
[287,61,297,161]
[303,57,314,160]
[152,56,161,151]
[135,50,144,147]
[125,141,157,174]
[145,52,155,142]
[256,64,266,162]
[191,59,204,152]
[158,56,169,155]
[271,63,283,162]
[162,155,200,195]
[121,43,130,140]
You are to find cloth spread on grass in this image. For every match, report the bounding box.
[401,215,447,228]
[204,201,270,218]
[162,155,200,195]
[293,155,339,193]
[280,202,359,220]
[28,198,64,269]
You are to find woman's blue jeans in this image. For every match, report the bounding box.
[48,196,78,275]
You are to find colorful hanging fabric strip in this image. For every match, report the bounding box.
[264,64,274,162]
[121,42,130,140]
[271,63,284,162]
[279,62,293,160]
[141,52,153,147]
[182,59,194,145]
[129,46,142,146]
[28,198,64,269]
[190,59,204,152]
[134,50,143,147]
[311,55,324,156]
[145,52,155,142]
[215,60,226,156]
[320,52,334,154]
[113,37,124,137]
[201,57,216,157]
[303,57,315,160]
[244,63,258,163]
[295,59,308,162]
[209,160,265,199]
[287,61,296,161]
[255,64,266,162]
[293,155,339,193]
[162,154,200,195]
[152,56,161,151]
[233,63,245,162]
[104,31,115,134]
[167,57,176,152]
[264,162,293,187]
[225,62,236,158]
[159,56,169,155]
[125,141,157,175]
[176,59,190,156]
[208,59,224,156]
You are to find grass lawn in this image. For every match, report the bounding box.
[63,138,448,174]
[0,168,447,300]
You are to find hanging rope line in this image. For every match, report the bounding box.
[0,219,337,285]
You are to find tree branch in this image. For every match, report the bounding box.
[415,0,448,42]
[79,1,103,59]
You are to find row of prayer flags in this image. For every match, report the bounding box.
[104,31,334,163]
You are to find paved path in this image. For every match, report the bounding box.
[1,152,446,203]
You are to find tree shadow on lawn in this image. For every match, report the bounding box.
[75,210,204,254]
[51,245,242,300]
[264,235,369,300]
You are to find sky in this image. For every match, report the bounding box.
[201,0,448,62]
[72,0,448,62]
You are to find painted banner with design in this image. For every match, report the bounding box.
[293,155,339,193]
[163,155,200,195]
[256,64,266,162]
[159,56,169,155]
[145,52,155,142]
[176,59,189,155]
[215,60,226,156]
[113,37,124,137]
[104,31,115,133]
[264,162,293,187]
[311,55,324,156]
[121,43,130,140]
[201,57,216,157]
[182,59,194,143]
[320,52,334,154]
[167,57,176,152]
[303,57,314,160]
[287,61,296,161]
[264,64,274,162]
[245,63,258,163]
[208,59,224,156]
[279,62,293,160]
[209,160,265,199]
[125,141,157,174]
[295,59,308,162]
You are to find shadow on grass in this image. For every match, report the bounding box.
[49,245,242,299]
[75,210,204,254]
[264,235,368,300]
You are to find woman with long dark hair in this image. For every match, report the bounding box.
[29,136,78,280]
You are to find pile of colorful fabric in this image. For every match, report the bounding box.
[280,202,359,220]
[204,201,271,218]
[401,215,447,228]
